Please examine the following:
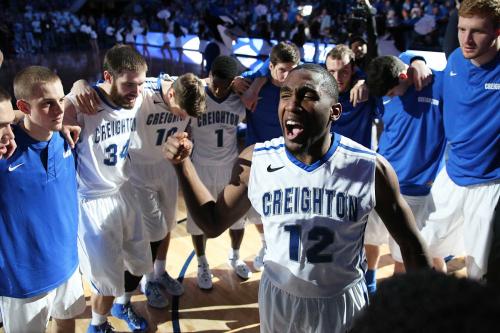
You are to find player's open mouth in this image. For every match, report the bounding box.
[285,119,304,140]
[0,145,7,154]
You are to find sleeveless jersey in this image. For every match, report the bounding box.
[73,85,142,198]
[192,88,246,166]
[248,134,376,297]
[129,75,190,165]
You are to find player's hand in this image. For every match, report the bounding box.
[163,132,193,164]
[350,80,369,107]
[231,76,251,95]
[5,138,17,159]
[71,79,100,115]
[408,60,432,91]
[61,125,81,149]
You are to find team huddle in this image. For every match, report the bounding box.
[0,0,499,332]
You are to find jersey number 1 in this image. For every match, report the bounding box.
[284,225,334,263]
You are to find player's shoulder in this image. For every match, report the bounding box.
[253,137,285,155]
[336,135,376,159]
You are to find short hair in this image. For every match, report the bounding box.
[103,44,148,77]
[270,41,300,66]
[291,63,339,103]
[365,56,406,97]
[0,87,10,103]
[349,35,367,47]
[210,55,239,80]
[13,66,61,101]
[172,73,206,118]
[459,0,500,29]
[326,44,356,66]
[350,270,500,333]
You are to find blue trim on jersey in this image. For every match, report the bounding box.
[285,133,340,172]
[254,143,285,152]
[93,85,120,110]
[338,143,376,156]
[157,75,163,94]
[205,86,231,104]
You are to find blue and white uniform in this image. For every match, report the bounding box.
[71,86,152,296]
[248,134,375,333]
[420,49,500,279]
[0,126,85,332]
[187,88,247,234]
[365,71,446,261]
[128,75,190,242]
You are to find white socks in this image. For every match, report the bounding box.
[198,255,208,266]
[115,292,133,305]
[229,248,240,260]
[91,310,107,326]
[154,259,166,277]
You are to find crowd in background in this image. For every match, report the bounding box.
[0,0,458,60]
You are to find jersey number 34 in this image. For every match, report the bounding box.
[104,139,130,166]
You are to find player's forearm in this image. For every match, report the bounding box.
[174,159,226,237]
[389,202,432,270]
[399,234,432,271]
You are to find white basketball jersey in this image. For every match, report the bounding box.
[248,134,376,297]
[73,86,143,198]
[192,89,245,166]
[129,75,191,165]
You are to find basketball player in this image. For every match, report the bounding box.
[128,73,205,306]
[187,55,251,289]
[69,71,206,308]
[64,45,151,332]
[0,66,85,333]
[363,55,446,293]
[242,42,301,271]
[324,44,382,149]
[164,64,431,333]
[417,0,500,279]
[0,88,16,160]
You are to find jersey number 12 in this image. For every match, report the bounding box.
[284,225,334,263]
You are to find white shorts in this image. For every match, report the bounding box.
[129,161,179,242]
[187,164,246,235]
[0,269,85,333]
[420,167,500,279]
[258,272,367,333]
[77,184,152,296]
[364,194,430,262]
[245,206,262,225]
